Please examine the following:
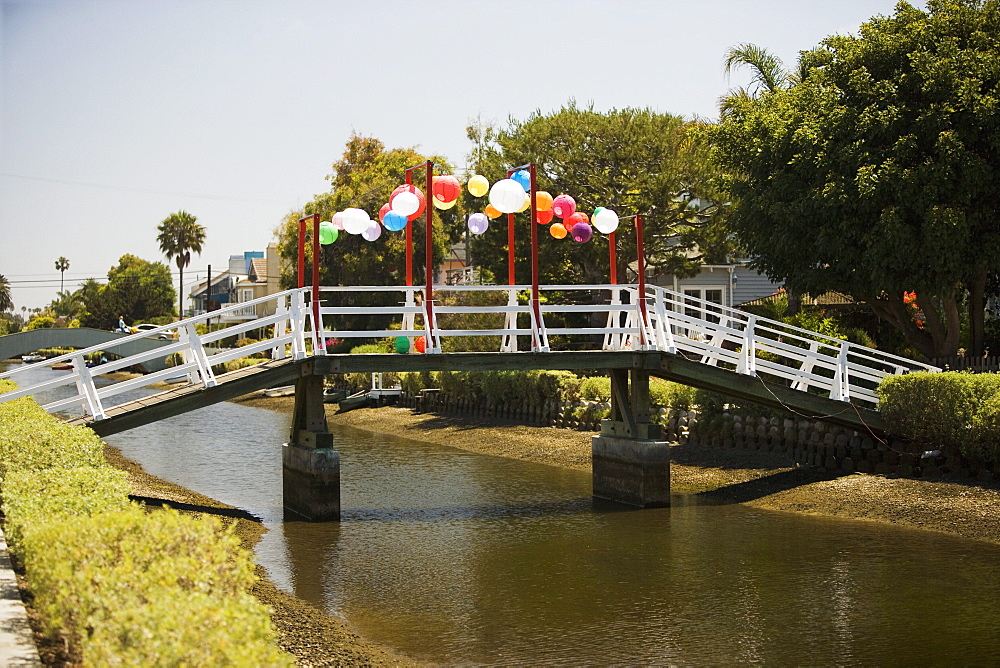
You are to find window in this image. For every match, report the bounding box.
[683,287,724,324]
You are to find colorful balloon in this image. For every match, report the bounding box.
[391,191,420,217]
[394,336,410,354]
[485,204,503,219]
[566,211,589,227]
[433,196,457,210]
[571,222,593,243]
[592,207,620,234]
[331,211,346,231]
[467,174,489,197]
[390,184,426,221]
[535,191,554,211]
[362,219,382,241]
[489,178,527,214]
[378,203,390,222]
[515,191,531,213]
[383,210,408,232]
[319,221,338,245]
[550,222,568,239]
[536,208,555,225]
[414,336,426,353]
[467,212,489,235]
[510,169,531,191]
[552,194,576,219]
[432,175,461,203]
[343,208,371,235]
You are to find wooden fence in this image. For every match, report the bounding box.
[931,357,1000,373]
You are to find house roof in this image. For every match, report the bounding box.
[249,257,268,282]
[188,271,231,297]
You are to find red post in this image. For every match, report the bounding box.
[608,231,617,285]
[311,214,321,344]
[635,213,649,334]
[405,170,413,287]
[424,161,435,336]
[528,164,540,345]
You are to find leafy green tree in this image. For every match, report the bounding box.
[157,211,206,318]
[707,0,1000,359]
[466,103,733,288]
[54,257,70,294]
[0,274,12,312]
[79,256,175,329]
[274,134,456,333]
[50,289,84,319]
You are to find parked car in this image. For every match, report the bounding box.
[132,324,177,340]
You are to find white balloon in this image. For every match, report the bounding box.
[361,219,382,241]
[343,207,371,235]
[331,211,346,231]
[592,208,620,234]
[391,191,420,217]
[489,178,527,214]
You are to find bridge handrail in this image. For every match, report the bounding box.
[0,288,313,418]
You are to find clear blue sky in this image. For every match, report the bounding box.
[1,0,912,312]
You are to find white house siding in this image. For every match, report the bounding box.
[653,264,783,309]
[733,266,783,306]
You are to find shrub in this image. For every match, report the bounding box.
[878,371,1000,453]
[579,376,611,403]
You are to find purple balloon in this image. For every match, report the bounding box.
[467,212,489,235]
[571,222,593,243]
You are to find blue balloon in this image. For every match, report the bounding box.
[511,169,531,191]
[383,210,409,232]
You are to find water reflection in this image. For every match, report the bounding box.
[5,362,1000,665]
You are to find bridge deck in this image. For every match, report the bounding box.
[75,351,885,438]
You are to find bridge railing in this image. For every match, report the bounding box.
[644,285,939,406]
[314,284,652,354]
[0,289,315,419]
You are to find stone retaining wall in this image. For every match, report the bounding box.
[398,392,995,482]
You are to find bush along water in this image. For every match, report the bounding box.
[0,379,293,665]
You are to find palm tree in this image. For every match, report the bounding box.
[0,274,12,312]
[50,289,84,319]
[54,257,70,293]
[719,43,797,118]
[157,211,206,318]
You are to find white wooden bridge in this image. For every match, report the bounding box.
[0,282,936,433]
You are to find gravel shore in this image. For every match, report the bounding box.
[104,396,1000,666]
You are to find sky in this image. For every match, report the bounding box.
[1,0,915,313]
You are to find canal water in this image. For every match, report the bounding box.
[6,362,1000,664]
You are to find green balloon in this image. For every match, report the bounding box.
[394,336,410,354]
[319,222,339,245]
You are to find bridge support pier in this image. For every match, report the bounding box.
[591,369,670,507]
[283,371,340,521]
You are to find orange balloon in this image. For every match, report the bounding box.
[415,336,426,353]
[550,223,568,239]
[536,208,554,224]
[535,191,553,211]
[485,204,503,219]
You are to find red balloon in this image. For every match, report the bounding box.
[390,184,426,222]
[378,202,390,222]
[536,208,554,224]
[566,211,589,227]
[414,335,426,353]
[432,175,461,203]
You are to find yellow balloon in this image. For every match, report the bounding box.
[468,174,489,197]
[550,222,568,239]
[485,204,503,219]
[433,197,457,210]
[515,191,530,213]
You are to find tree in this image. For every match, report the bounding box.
[54,256,70,293]
[274,134,456,333]
[707,0,1000,359]
[50,289,84,319]
[157,210,206,318]
[78,256,175,329]
[0,274,12,312]
[466,103,733,288]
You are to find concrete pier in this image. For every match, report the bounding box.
[283,368,340,520]
[282,444,340,520]
[591,434,670,507]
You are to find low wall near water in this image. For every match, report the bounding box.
[398,392,996,483]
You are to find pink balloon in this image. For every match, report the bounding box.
[552,194,576,219]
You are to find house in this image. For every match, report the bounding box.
[217,244,284,323]
[655,262,784,312]
[188,271,233,317]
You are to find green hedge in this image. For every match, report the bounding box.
[878,371,1000,465]
[0,378,293,664]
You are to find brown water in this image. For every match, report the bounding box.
[8,363,1000,665]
